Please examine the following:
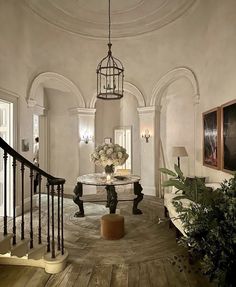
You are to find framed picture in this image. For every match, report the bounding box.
[21,138,29,152]
[104,137,112,144]
[221,100,236,173]
[203,107,221,169]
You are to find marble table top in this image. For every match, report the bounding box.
[77,173,140,186]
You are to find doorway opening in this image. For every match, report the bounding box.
[0,99,13,216]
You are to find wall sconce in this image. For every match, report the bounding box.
[142,129,151,143]
[81,132,93,144]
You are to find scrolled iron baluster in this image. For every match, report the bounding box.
[38,174,42,244]
[12,158,17,245]
[51,184,55,259]
[30,168,34,248]
[21,163,25,240]
[3,151,8,236]
[46,182,50,252]
[57,184,61,251]
[61,184,64,255]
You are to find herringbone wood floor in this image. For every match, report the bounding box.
[0,193,215,287]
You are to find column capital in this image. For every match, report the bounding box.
[137,106,158,115]
[69,107,96,116]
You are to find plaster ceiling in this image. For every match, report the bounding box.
[23,0,196,38]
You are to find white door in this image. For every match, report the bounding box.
[0,100,13,216]
[114,127,132,170]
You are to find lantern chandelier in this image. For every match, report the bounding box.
[96,0,124,100]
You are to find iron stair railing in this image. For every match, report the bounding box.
[0,136,66,258]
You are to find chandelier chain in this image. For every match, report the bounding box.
[96,0,124,100]
[108,0,111,44]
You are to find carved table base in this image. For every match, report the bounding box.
[73,177,144,217]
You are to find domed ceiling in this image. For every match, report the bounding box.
[23,0,196,38]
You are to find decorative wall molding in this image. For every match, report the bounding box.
[69,107,96,116]
[137,106,157,115]
[23,0,196,39]
[89,81,145,108]
[27,72,85,108]
[0,87,20,99]
[150,67,200,106]
[150,66,199,180]
[194,93,200,105]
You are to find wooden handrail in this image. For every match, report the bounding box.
[0,136,66,258]
[0,137,65,185]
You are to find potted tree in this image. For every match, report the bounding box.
[160,165,236,287]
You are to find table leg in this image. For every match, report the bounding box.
[73,182,85,217]
[105,186,111,208]
[133,182,143,214]
[106,185,117,214]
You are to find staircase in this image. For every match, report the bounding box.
[0,137,68,274]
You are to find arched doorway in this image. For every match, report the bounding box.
[27,72,85,194]
[150,67,200,197]
[90,82,145,176]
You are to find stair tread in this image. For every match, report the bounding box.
[28,243,46,254]
[0,233,13,241]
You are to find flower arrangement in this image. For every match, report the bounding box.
[90,143,129,168]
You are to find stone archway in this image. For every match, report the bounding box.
[27,72,86,194]
[27,72,85,109]
[89,81,146,109]
[90,81,145,177]
[150,67,200,197]
[150,67,199,106]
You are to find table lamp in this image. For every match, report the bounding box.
[172,146,188,169]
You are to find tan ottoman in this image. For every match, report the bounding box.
[101,214,124,240]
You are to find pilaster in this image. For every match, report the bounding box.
[137,106,159,196]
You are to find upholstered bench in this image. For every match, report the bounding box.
[101,214,124,240]
[164,181,221,238]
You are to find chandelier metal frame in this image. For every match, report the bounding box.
[96,0,124,100]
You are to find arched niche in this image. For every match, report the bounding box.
[27,72,85,110]
[150,67,200,106]
[93,81,144,176]
[150,67,200,197]
[89,81,146,109]
[27,72,85,194]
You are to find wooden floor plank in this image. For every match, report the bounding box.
[73,264,94,287]
[146,260,169,287]
[162,258,190,287]
[57,263,81,287]
[0,266,32,287]
[110,264,128,287]
[24,267,51,287]
[88,264,113,287]
[127,263,140,287]
[45,264,73,287]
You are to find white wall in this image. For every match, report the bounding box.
[160,78,195,177]
[0,0,236,195]
[46,88,79,193]
[120,94,140,175]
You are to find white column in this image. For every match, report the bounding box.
[137,106,158,196]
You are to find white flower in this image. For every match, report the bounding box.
[117,152,123,159]
[106,148,113,155]
[90,143,128,167]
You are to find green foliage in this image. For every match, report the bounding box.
[159,167,177,177]
[160,166,236,286]
[160,165,209,202]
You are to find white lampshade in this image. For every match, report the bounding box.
[172,146,188,157]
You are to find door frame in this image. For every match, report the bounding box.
[0,88,18,216]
